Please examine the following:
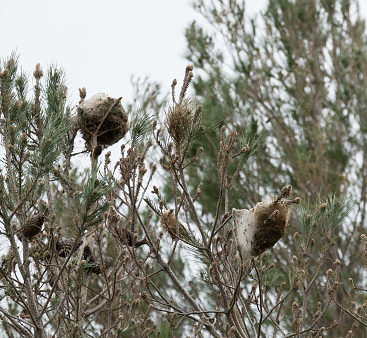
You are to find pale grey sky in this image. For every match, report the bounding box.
[1,0,268,105]
[1,0,366,105]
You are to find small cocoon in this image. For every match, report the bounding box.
[233,199,292,260]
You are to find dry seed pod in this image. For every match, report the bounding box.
[233,187,300,259]
[77,93,128,148]
[2,249,16,274]
[22,213,45,240]
[161,209,190,240]
[167,100,198,144]
[56,238,82,257]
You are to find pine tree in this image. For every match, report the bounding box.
[181,0,367,335]
[1,0,367,334]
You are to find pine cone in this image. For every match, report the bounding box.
[22,213,45,240]
[117,228,134,245]
[92,143,103,159]
[116,227,147,247]
[83,245,96,264]
[92,256,113,275]
[56,238,82,257]
[81,244,98,273]
[82,245,113,274]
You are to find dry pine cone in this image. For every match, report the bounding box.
[91,256,113,275]
[22,213,45,240]
[115,227,147,247]
[92,143,103,159]
[83,245,96,264]
[82,244,113,274]
[56,238,82,257]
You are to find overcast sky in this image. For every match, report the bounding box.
[1,0,274,103]
[1,0,367,172]
[1,0,367,105]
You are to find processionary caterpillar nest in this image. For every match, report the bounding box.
[77,93,128,149]
[233,186,300,260]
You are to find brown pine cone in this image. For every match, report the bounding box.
[83,245,96,264]
[82,245,113,274]
[22,213,45,240]
[56,238,82,257]
[82,245,97,273]
[117,228,134,245]
[92,256,113,275]
[116,227,148,247]
[92,143,103,159]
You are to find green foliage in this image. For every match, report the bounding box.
[77,167,113,229]
[130,110,154,146]
[36,67,70,171]
[126,76,167,116]
[239,132,262,165]
[318,194,355,232]
[261,253,282,291]
[298,194,355,238]
[1,0,367,335]
[175,0,367,334]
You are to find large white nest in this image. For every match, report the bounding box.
[79,93,108,111]
[77,93,128,148]
[233,199,291,260]
[233,206,258,261]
